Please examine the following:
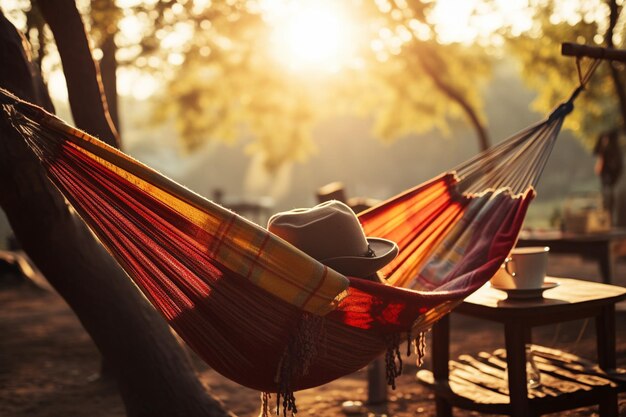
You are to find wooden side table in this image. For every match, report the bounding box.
[417,278,626,417]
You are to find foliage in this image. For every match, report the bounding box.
[140,1,322,171]
[5,0,493,172]
[90,0,122,44]
[133,0,493,170]
[356,1,492,145]
[503,0,626,150]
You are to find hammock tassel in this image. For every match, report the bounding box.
[384,333,403,389]
[272,313,326,416]
[261,392,271,417]
[414,331,427,367]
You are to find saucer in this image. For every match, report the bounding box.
[491,281,559,300]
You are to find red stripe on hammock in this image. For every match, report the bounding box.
[40,140,532,392]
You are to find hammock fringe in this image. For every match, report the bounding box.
[414,331,427,367]
[385,333,403,389]
[272,313,326,416]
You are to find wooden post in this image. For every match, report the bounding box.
[562,43,626,63]
[432,315,453,417]
[367,356,388,404]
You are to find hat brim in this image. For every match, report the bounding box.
[322,237,399,279]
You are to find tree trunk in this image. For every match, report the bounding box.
[100,33,120,132]
[0,10,234,417]
[34,0,120,148]
[419,54,491,152]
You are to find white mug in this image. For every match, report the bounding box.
[490,246,549,289]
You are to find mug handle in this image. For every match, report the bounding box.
[504,257,516,277]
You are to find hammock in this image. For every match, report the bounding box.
[0,70,592,412]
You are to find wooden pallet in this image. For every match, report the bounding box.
[417,345,621,415]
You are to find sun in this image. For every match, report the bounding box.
[262,0,359,73]
[281,7,344,66]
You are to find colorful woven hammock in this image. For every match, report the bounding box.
[0,81,585,412]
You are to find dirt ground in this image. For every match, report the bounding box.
[0,254,625,417]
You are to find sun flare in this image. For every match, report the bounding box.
[262,0,358,73]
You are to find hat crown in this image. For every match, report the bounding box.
[268,201,369,262]
[268,201,398,278]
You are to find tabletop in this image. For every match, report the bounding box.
[459,277,626,322]
[518,228,626,243]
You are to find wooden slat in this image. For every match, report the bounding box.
[531,345,623,385]
[418,369,511,407]
[448,374,510,404]
[473,351,555,398]
[458,354,507,381]
[531,345,595,366]
[535,358,613,387]
[449,360,508,395]
[417,346,621,414]
[490,346,615,392]
[478,349,507,367]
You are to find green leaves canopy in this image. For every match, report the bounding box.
[123,0,491,171]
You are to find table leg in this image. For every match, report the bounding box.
[596,304,618,417]
[504,321,531,417]
[598,242,614,284]
[432,314,452,417]
[596,305,616,371]
[524,326,532,346]
[598,391,618,417]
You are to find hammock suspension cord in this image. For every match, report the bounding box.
[453,58,600,196]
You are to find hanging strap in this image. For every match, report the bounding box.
[568,57,601,105]
[575,57,601,86]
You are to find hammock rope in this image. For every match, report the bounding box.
[0,60,595,413]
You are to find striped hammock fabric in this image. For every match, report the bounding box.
[0,84,580,412]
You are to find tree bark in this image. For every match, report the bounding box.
[34,0,120,147]
[0,10,233,417]
[100,33,120,132]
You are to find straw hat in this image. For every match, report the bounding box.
[267,200,398,278]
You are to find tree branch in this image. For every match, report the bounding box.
[419,53,491,151]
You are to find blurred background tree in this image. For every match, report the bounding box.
[7,0,493,172]
[503,0,625,148]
